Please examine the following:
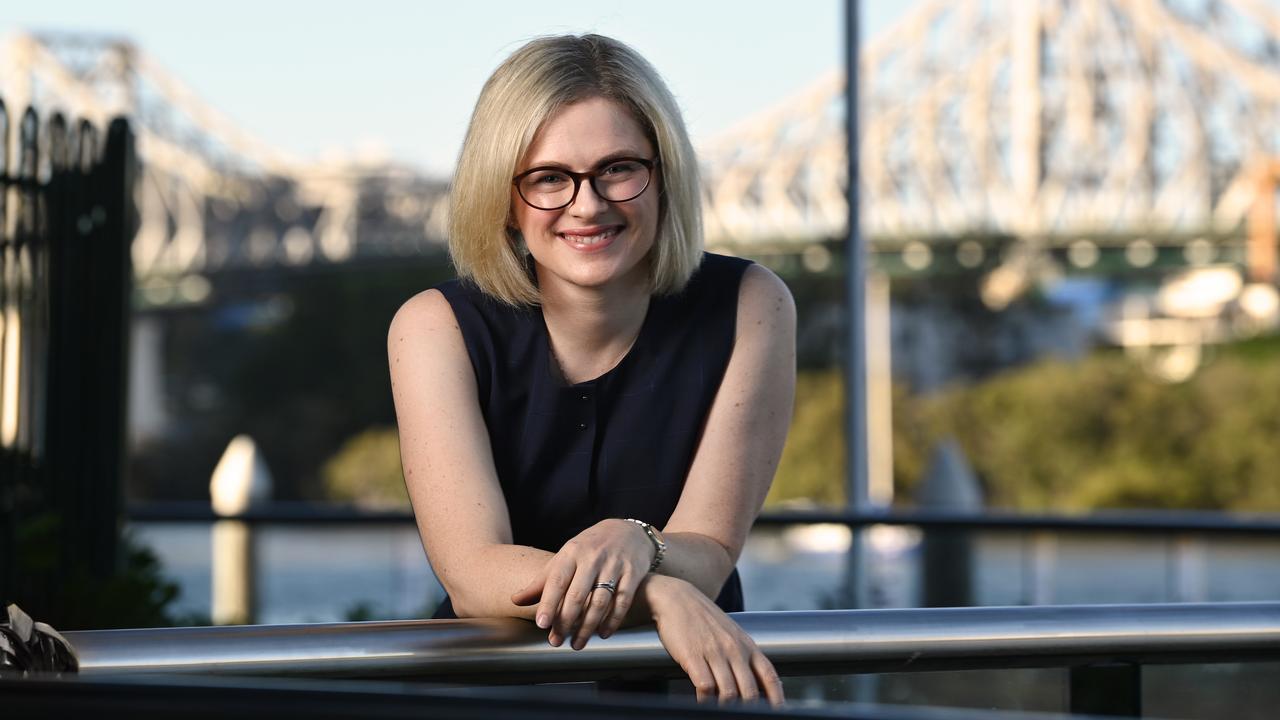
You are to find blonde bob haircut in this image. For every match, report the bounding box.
[448,34,703,306]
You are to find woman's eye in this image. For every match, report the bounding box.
[602,161,640,176]
[533,172,568,186]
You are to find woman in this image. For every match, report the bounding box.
[388,34,795,706]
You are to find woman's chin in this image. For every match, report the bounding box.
[541,258,648,294]
[534,242,652,292]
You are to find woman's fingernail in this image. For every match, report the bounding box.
[536,614,549,629]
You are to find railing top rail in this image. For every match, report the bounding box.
[125,501,1280,536]
[65,602,1280,682]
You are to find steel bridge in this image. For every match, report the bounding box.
[0,29,449,306]
[702,0,1280,283]
[3,0,1279,290]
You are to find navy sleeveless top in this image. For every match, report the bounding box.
[430,252,752,619]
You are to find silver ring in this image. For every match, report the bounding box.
[593,580,618,593]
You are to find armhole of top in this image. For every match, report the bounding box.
[702,254,754,345]
[435,282,492,405]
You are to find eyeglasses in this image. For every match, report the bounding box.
[512,157,657,211]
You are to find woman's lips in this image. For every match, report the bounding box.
[557,224,624,252]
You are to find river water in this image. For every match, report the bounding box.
[129,521,1280,624]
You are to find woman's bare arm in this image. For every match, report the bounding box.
[657,263,796,598]
[388,288,551,619]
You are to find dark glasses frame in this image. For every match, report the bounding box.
[511,157,658,211]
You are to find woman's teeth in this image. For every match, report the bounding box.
[562,228,618,245]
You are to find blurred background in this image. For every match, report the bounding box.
[3,0,1280,715]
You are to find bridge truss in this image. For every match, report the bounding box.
[700,0,1280,284]
[0,30,449,305]
[4,0,1280,292]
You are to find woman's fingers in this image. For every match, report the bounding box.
[644,576,784,707]
[570,583,615,650]
[686,658,719,705]
[706,656,740,705]
[597,569,636,639]
[751,651,786,708]
[509,569,546,607]
[728,653,762,704]
[552,575,596,640]
[570,561,624,648]
[535,559,577,631]
[530,520,654,640]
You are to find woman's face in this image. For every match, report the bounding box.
[511,96,660,297]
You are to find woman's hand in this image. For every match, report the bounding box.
[646,574,785,707]
[510,518,653,649]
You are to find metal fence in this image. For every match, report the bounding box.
[60,602,1280,717]
[0,96,136,612]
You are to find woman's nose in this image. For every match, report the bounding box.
[568,178,609,215]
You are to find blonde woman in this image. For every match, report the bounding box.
[389,34,795,705]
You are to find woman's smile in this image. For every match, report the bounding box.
[557,224,625,252]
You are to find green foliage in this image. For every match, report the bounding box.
[342,601,381,622]
[768,344,1280,513]
[321,427,410,508]
[766,369,847,507]
[64,536,184,630]
[915,352,1280,511]
[765,372,929,509]
[12,514,183,630]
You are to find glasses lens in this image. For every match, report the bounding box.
[595,160,650,202]
[518,170,574,209]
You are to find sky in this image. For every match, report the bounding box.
[0,1,915,176]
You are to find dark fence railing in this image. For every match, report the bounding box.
[124,501,1280,619]
[0,97,137,616]
[124,501,1280,536]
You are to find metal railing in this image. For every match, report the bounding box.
[1,97,136,610]
[63,602,1280,716]
[65,601,1280,679]
[125,502,1280,535]
[124,502,1280,617]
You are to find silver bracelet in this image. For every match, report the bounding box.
[623,518,667,572]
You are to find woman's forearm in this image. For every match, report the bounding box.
[442,527,737,622]
[441,543,553,619]
[650,530,737,601]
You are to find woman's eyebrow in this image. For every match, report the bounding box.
[521,149,652,171]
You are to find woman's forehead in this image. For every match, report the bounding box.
[521,97,653,168]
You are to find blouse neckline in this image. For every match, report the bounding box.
[538,294,657,388]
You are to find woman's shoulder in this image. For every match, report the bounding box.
[676,253,793,334]
[387,287,460,348]
[680,252,790,307]
[400,278,536,336]
[432,277,494,311]
[390,279,539,394]
[388,279,515,343]
[668,252,751,307]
